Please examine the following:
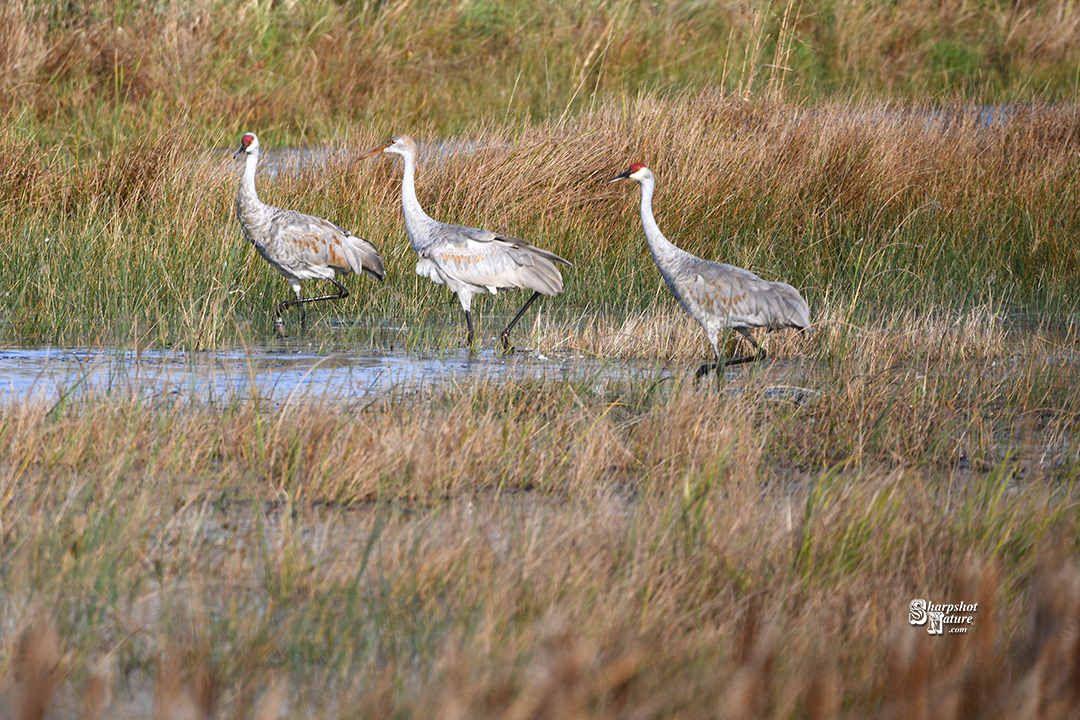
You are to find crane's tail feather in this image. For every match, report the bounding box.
[516,258,565,296]
[497,233,572,268]
[533,246,573,268]
[494,246,567,295]
[770,281,811,330]
[343,235,386,282]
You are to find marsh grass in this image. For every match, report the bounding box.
[0,309,1078,716]
[1,94,1078,351]
[3,4,1080,715]
[5,0,1080,146]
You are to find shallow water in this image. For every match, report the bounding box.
[0,346,667,405]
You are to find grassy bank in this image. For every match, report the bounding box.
[1,94,1078,349]
[0,306,1078,717]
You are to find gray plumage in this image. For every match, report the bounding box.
[362,134,571,349]
[609,163,809,376]
[234,133,384,331]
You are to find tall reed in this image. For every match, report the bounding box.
[1,94,1077,349]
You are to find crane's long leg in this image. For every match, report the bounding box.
[464,309,475,347]
[695,328,768,380]
[499,291,541,352]
[724,328,767,366]
[274,278,350,332]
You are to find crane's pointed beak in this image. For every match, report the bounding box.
[607,169,632,183]
[233,142,247,159]
[359,141,392,160]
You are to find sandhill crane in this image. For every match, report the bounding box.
[234,133,385,333]
[609,163,809,379]
[360,134,571,350]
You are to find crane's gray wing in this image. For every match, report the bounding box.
[438,223,574,266]
[421,223,570,295]
[681,260,808,330]
[268,208,385,281]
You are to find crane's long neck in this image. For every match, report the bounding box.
[637,176,686,271]
[399,150,436,251]
[237,149,264,219]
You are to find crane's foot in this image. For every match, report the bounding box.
[499,332,515,354]
[695,362,732,389]
[695,363,717,382]
[695,349,768,382]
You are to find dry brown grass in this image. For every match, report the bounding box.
[1,479,1078,719]
[0,1,43,91]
